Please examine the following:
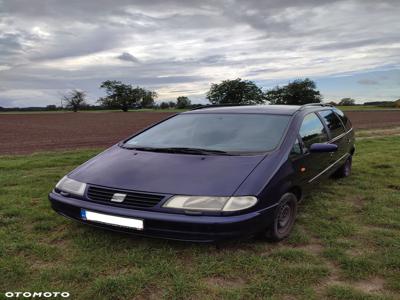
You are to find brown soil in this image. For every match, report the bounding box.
[0,111,174,155]
[345,110,400,129]
[1,110,399,155]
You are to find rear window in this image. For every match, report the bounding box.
[319,110,346,138]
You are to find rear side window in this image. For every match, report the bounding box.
[319,110,346,138]
[332,108,352,130]
[299,113,328,149]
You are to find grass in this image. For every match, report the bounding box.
[356,127,400,139]
[0,137,399,299]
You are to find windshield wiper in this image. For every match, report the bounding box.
[162,147,232,155]
[122,145,232,155]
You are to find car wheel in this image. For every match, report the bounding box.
[266,193,298,242]
[335,155,352,178]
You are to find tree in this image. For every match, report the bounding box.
[207,78,266,105]
[176,96,191,109]
[98,80,147,112]
[265,78,322,105]
[46,104,57,111]
[168,101,176,108]
[62,89,87,112]
[141,90,157,108]
[160,102,170,109]
[338,98,356,106]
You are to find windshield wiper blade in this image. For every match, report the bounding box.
[121,146,157,151]
[161,147,232,155]
[122,145,231,155]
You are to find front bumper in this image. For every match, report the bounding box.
[48,192,276,242]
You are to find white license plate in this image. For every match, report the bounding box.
[81,209,143,230]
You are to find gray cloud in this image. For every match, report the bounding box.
[0,0,399,106]
[117,52,140,63]
[357,79,379,85]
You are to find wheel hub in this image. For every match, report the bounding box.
[278,204,291,228]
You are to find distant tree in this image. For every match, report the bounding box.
[141,90,157,108]
[395,99,400,108]
[62,89,87,112]
[168,101,176,108]
[328,101,337,106]
[176,96,191,109]
[207,78,266,105]
[338,98,356,106]
[160,102,170,109]
[98,80,147,112]
[363,101,392,106]
[265,78,322,105]
[46,104,57,111]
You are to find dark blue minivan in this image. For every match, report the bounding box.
[49,104,355,242]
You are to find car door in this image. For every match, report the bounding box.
[295,112,330,186]
[317,109,347,166]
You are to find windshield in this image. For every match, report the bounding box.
[124,113,290,153]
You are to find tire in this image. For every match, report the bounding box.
[335,155,352,178]
[266,193,298,242]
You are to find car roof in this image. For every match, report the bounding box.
[183,104,331,116]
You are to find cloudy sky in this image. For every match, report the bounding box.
[0,0,399,107]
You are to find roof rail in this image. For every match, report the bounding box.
[190,103,256,111]
[298,103,333,110]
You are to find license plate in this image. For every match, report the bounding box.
[81,209,143,230]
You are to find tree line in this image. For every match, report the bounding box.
[61,80,194,112]
[56,78,400,112]
[62,78,324,112]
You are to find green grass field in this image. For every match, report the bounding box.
[1,137,399,299]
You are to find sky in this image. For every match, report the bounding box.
[0,0,399,107]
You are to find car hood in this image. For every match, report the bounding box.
[68,145,267,196]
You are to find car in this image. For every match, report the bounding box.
[49,103,355,242]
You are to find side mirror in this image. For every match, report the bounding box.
[310,143,338,153]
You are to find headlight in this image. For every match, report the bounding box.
[55,176,87,196]
[163,195,257,212]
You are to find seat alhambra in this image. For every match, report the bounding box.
[49,104,354,242]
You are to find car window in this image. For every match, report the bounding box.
[125,113,291,153]
[332,107,352,130]
[299,113,328,150]
[319,110,346,138]
[290,138,302,156]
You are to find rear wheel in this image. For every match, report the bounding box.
[335,155,352,178]
[266,193,298,242]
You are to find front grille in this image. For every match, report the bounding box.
[86,185,165,209]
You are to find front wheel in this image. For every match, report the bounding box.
[266,193,298,242]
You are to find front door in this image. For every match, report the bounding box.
[317,109,348,167]
[296,112,330,186]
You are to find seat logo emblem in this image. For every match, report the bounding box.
[111,193,127,203]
